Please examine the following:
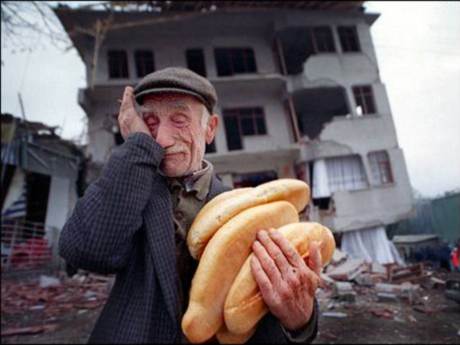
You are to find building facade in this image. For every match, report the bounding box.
[55,2,413,235]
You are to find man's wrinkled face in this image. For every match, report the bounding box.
[139,92,218,177]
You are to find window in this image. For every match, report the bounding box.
[108,50,129,78]
[134,50,154,77]
[223,107,267,151]
[338,26,360,52]
[186,49,207,77]
[312,26,335,53]
[353,85,376,115]
[214,48,257,76]
[325,155,368,192]
[368,151,394,185]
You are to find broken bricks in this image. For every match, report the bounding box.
[1,271,114,336]
[370,307,395,320]
[332,281,357,302]
[326,258,367,281]
[375,282,420,304]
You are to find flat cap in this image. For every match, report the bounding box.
[133,67,217,113]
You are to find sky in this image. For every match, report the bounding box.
[1,1,460,198]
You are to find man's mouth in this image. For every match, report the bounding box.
[164,152,185,158]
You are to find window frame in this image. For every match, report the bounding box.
[186,48,207,77]
[325,155,369,192]
[311,26,336,53]
[223,107,268,151]
[368,150,394,186]
[337,26,361,53]
[107,49,129,79]
[134,49,155,78]
[214,47,257,76]
[352,85,377,115]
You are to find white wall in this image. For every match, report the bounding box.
[45,176,75,232]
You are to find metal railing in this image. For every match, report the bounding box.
[1,219,61,273]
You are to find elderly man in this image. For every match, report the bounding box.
[59,67,321,344]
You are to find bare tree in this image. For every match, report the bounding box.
[1,1,72,52]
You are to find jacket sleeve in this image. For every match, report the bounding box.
[280,298,319,344]
[59,132,165,274]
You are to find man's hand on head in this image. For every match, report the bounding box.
[250,229,322,331]
[118,86,151,140]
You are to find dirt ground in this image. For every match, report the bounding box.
[2,272,460,344]
[314,278,460,344]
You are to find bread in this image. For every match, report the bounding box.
[181,201,300,343]
[187,179,310,260]
[198,188,252,217]
[224,222,336,335]
[216,325,255,344]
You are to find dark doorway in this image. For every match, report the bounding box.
[25,172,51,224]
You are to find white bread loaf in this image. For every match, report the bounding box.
[187,179,310,260]
[224,222,336,335]
[181,201,300,343]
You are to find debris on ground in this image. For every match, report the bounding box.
[1,272,113,338]
[322,311,348,318]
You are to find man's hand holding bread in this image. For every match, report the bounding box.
[251,229,322,331]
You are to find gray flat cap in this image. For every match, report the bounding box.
[133,67,217,113]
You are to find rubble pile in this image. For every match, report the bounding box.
[318,249,451,322]
[1,272,114,337]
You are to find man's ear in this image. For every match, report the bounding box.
[205,114,219,144]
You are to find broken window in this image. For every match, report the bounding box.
[186,49,207,77]
[312,26,336,53]
[223,107,267,151]
[353,85,376,115]
[368,150,394,185]
[276,26,336,75]
[134,50,155,78]
[233,171,278,188]
[326,155,368,192]
[108,50,129,79]
[293,87,350,139]
[214,48,257,76]
[338,26,361,52]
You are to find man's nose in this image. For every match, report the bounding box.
[155,124,175,148]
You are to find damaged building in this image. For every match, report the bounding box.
[1,113,84,271]
[54,1,413,263]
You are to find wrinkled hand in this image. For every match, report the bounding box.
[251,229,322,331]
[118,86,151,140]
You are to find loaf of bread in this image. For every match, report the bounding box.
[182,201,300,343]
[187,179,310,260]
[198,188,252,217]
[224,222,335,335]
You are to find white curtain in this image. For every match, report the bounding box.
[326,155,367,193]
[312,159,331,198]
[341,226,405,265]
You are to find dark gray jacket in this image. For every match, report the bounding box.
[59,133,318,344]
